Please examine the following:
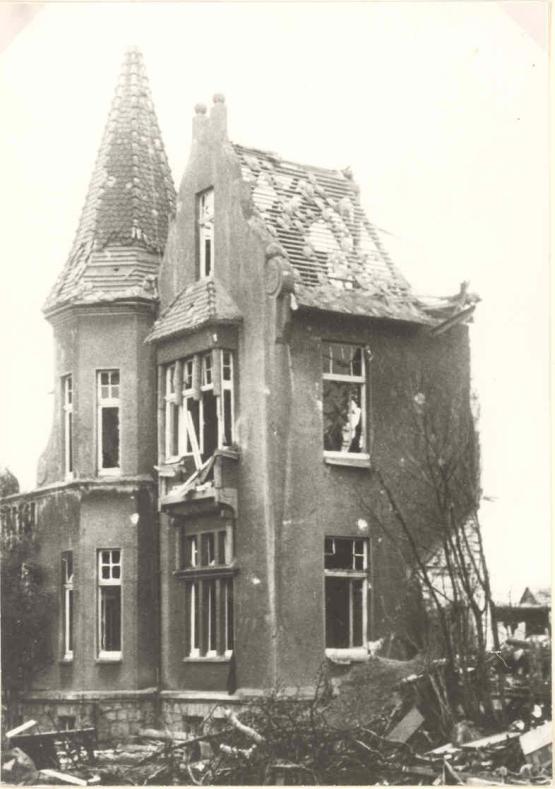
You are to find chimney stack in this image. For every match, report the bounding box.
[210,93,227,140]
[192,102,208,141]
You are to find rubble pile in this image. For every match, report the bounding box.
[1,638,551,786]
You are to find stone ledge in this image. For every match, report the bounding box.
[23,688,158,702]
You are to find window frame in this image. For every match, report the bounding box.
[96,370,121,476]
[176,523,234,660]
[97,548,122,661]
[61,551,74,661]
[62,375,73,479]
[322,341,370,465]
[324,537,369,659]
[197,187,214,280]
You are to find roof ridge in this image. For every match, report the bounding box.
[231,141,353,180]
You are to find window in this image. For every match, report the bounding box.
[62,375,73,477]
[97,549,122,659]
[97,370,120,474]
[177,526,234,659]
[164,351,234,463]
[58,716,76,731]
[324,537,368,652]
[198,188,214,279]
[62,552,74,660]
[322,342,366,456]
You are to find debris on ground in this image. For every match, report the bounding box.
[2,635,551,785]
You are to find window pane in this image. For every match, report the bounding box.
[352,580,364,646]
[325,538,354,570]
[101,587,121,651]
[186,399,200,454]
[102,566,110,579]
[112,550,120,564]
[185,535,198,568]
[112,565,120,579]
[217,531,226,565]
[325,577,349,648]
[68,588,74,652]
[222,352,232,381]
[202,390,218,459]
[101,407,120,468]
[204,238,212,277]
[224,579,234,652]
[201,533,215,566]
[223,389,233,446]
[67,413,73,473]
[184,361,193,390]
[323,381,363,453]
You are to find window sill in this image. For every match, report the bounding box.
[324,452,370,468]
[96,654,122,664]
[326,647,369,663]
[98,468,121,478]
[59,656,74,664]
[182,655,232,663]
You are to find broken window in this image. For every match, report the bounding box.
[324,537,368,650]
[97,370,120,474]
[164,351,235,463]
[62,375,73,477]
[97,549,122,659]
[198,188,214,279]
[178,525,234,658]
[62,551,74,660]
[322,343,366,455]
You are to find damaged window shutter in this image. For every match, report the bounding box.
[174,359,183,399]
[212,349,222,397]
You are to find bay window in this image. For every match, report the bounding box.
[176,525,234,659]
[163,351,234,463]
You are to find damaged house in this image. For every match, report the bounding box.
[0,48,479,739]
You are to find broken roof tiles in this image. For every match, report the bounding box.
[232,143,435,324]
[147,278,242,342]
[44,47,176,315]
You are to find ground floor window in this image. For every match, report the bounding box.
[61,551,74,660]
[325,537,368,650]
[97,549,122,659]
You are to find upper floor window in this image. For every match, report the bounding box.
[164,350,234,464]
[322,342,367,457]
[324,537,368,655]
[197,188,214,279]
[61,551,74,660]
[97,370,120,475]
[62,375,73,478]
[97,549,122,659]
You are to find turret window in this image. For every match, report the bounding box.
[197,188,214,279]
[62,551,74,660]
[97,370,120,475]
[62,375,73,478]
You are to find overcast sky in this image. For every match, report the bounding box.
[0,2,549,600]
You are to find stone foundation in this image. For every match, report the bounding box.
[17,692,244,744]
[20,696,157,744]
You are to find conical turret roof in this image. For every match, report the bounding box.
[44,47,176,314]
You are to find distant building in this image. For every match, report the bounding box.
[495,587,551,640]
[1,49,478,740]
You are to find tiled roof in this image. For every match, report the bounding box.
[44,47,176,314]
[232,143,432,324]
[147,278,242,342]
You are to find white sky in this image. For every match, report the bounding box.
[0,2,550,601]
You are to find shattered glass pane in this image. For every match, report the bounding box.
[323,381,363,452]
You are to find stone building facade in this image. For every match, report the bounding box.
[1,48,478,741]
